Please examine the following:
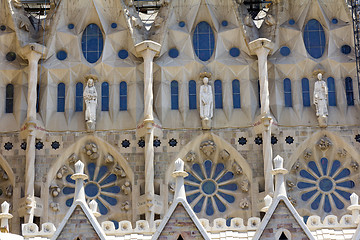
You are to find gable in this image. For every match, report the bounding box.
[259,201,308,240]
[56,206,100,240]
[157,204,204,240]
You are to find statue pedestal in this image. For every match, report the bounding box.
[318,116,327,128]
[86,120,96,132]
[201,118,211,130]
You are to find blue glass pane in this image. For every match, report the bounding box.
[289,19,295,25]
[81,24,103,63]
[192,163,205,179]
[5,84,14,113]
[335,189,351,200]
[301,189,318,201]
[96,199,108,215]
[111,22,117,29]
[320,158,328,175]
[217,172,234,184]
[218,191,235,203]
[66,198,74,207]
[301,78,310,107]
[6,52,16,62]
[68,24,74,29]
[189,80,197,109]
[171,80,179,110]
[345,77,354,106]
[102,82,109,111]
[120,81,127,111]
[300,170,317,181]
[102,185,121,193]
[213,195,226,212]
[185,184,199,191]
[214,80,223,109]
[331,193,344,209]
[66,174,75,184]
[327,77,336,106]
[185,172,201,184]
[206,197,214,216]
[332,18,338,24]
[75,82,83,112]
[311,193,322,210]
[96,166,108,182]
[319,178,333,192]
[169,48,179,58]
[308,161,321,177]
[85,183,99,197]
[187,192,201,204]
[111,220,119,230]
[297,182,316,189]
[56,50,67,60]
[118,49,128,59]
[329,160,341,177]
[283,78,292,107]
[193,196,205,213]
[341,45,351,54]
[229,47,240,57]
[179,21,185,27]
[212,163,225,180]
[221,20,228,27]
[63,187,75,195]
[219,183,238,191]
[232,79,241,109]
[57,83,65,112]
[88,163,96,180]
[100,174,117,186]
[204,160,212,178]
[324,195,331,213]
[193,21,215,61]
[336,180,355,189]
[100,194,117,206]
[280,46,291,56]
[303,19,326,59]
[333,168,350,181]
[202,181,216,195]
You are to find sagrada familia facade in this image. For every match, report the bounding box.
[0,0,359,239]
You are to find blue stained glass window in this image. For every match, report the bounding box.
[120,81,127,111]
[102,82,109,111]
[332,18,338,24]
[75,82,83,112]
[301,78,310,107]
[303,19,326,59]
[111,22,117,29]
[229,47,240,57]
[171,80,179,110]
[221,20,228,27]
[283,78,292,107]
[118,49,128,59]
[179,21,185,27]
[5,84,14,113]
[68,23,74,29]
[81,24,104,63]
[232,79,241,108]
[56,50,67,61]
[327,77,336,106]
[345,77,354,106]
[57,83,65,112]
[189,80,197,109]
[214,80,223,109]
[280,46,291,56]
[341,45,351,55]
[289,19,295,25]
[169,48,179,58]
[193,21,215,61]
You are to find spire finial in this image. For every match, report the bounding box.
[272,155,288,198]
[0,201,13,232]
[171,158,188,200]
[71,160,88,203]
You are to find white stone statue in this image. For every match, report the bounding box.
[84,78,97,130]
[200,77,213,120]
[313,73,328,117]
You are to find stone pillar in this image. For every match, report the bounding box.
[135,41,161,227]
[348,193,360,224]
[249,38,274,196]
[172,159,188,201]
[72,160,88,203]
[272,155,288,198]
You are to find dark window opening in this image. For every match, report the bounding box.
[177,235,184,240]
[5,84,14,113]
[279,232,288,240]
[243,0,272,19]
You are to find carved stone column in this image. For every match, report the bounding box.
[135,41,161,227]
[249,39,274,196]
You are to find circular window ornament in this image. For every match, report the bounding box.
[111,22,117,29]
[118,49,128,59]
[221,20,228,27]
[0,25,6,31]
[280,46,291,56]
[6,52,16,62]
[229,47,240,57]
[169,48,179,58]
[332,18,338,24]
[56,50,67,61]
[288,19,295,25]
[341,45,351,55]
[68,23,74,29]
[179,21,185,28]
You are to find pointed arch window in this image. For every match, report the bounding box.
[232,79,241,108]
[284,78,292,107]
[193,21,215,61]
[81,24,104,63]
[214,80,223,109]
[101,82,109,111]
[171,80,179,110]
[327,77,336,106]
[75,82,83,112]
[120,81,127,111]
[301,78,310,107]
[189,80,197,109]
[36,84,40,113]
[5,84,14,113]
[345,77,354,106]
[57,83,65,112]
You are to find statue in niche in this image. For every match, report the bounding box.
[313,73,328,127]
[84,77,97,131]
[199,73,213,129]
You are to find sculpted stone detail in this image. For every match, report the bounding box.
[288,196,297,206]
[121,181,131,195]
[232,162,243,175]
[239,198,249,209]
[200,76,213,120]
[5,185,12,197]
[240,179,249,192]
[113,165,126,178]
[351,161,359,171]
[219,149,230,161]
[56,165,68,179]
[304,149,312,159]
[0,168,8,180]
[291,161,301,172]
[317,136,332,151]
[105,154,114,164]
[50,202,60,212]
[68,153,79,164]
[287,181,295,191]
[168,182,175,193]
[121,201,130,211]
[50,183,61,197]
[84,78,97,131]
[199,140,216,157]
[83,142,99,160]
[185,151,197,162]
[337,149,347,158]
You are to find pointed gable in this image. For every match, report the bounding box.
[253,196,315,240]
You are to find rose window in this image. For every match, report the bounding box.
[63,163,120,215]
[185,160,237,216]
[297,158,354,213]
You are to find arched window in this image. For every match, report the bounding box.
[101,82,109,111]
[303,19,326,58]
[279,232,288,240]
[258,80,261,108]
[81,24,104,63]
[283,78,292,107]
[171,80,179,110]
[327,77,336,106]
[75,82,83,112]
[5,84,14,113]
[301,78,310,107]
[214,80,223,109]
[193,21,215,61]
[345,77,354,106]
[189,80,197,109]
[36,84,40,113]
[57,83,65,112]
[232,79,241,108]
[119,81,127,111]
